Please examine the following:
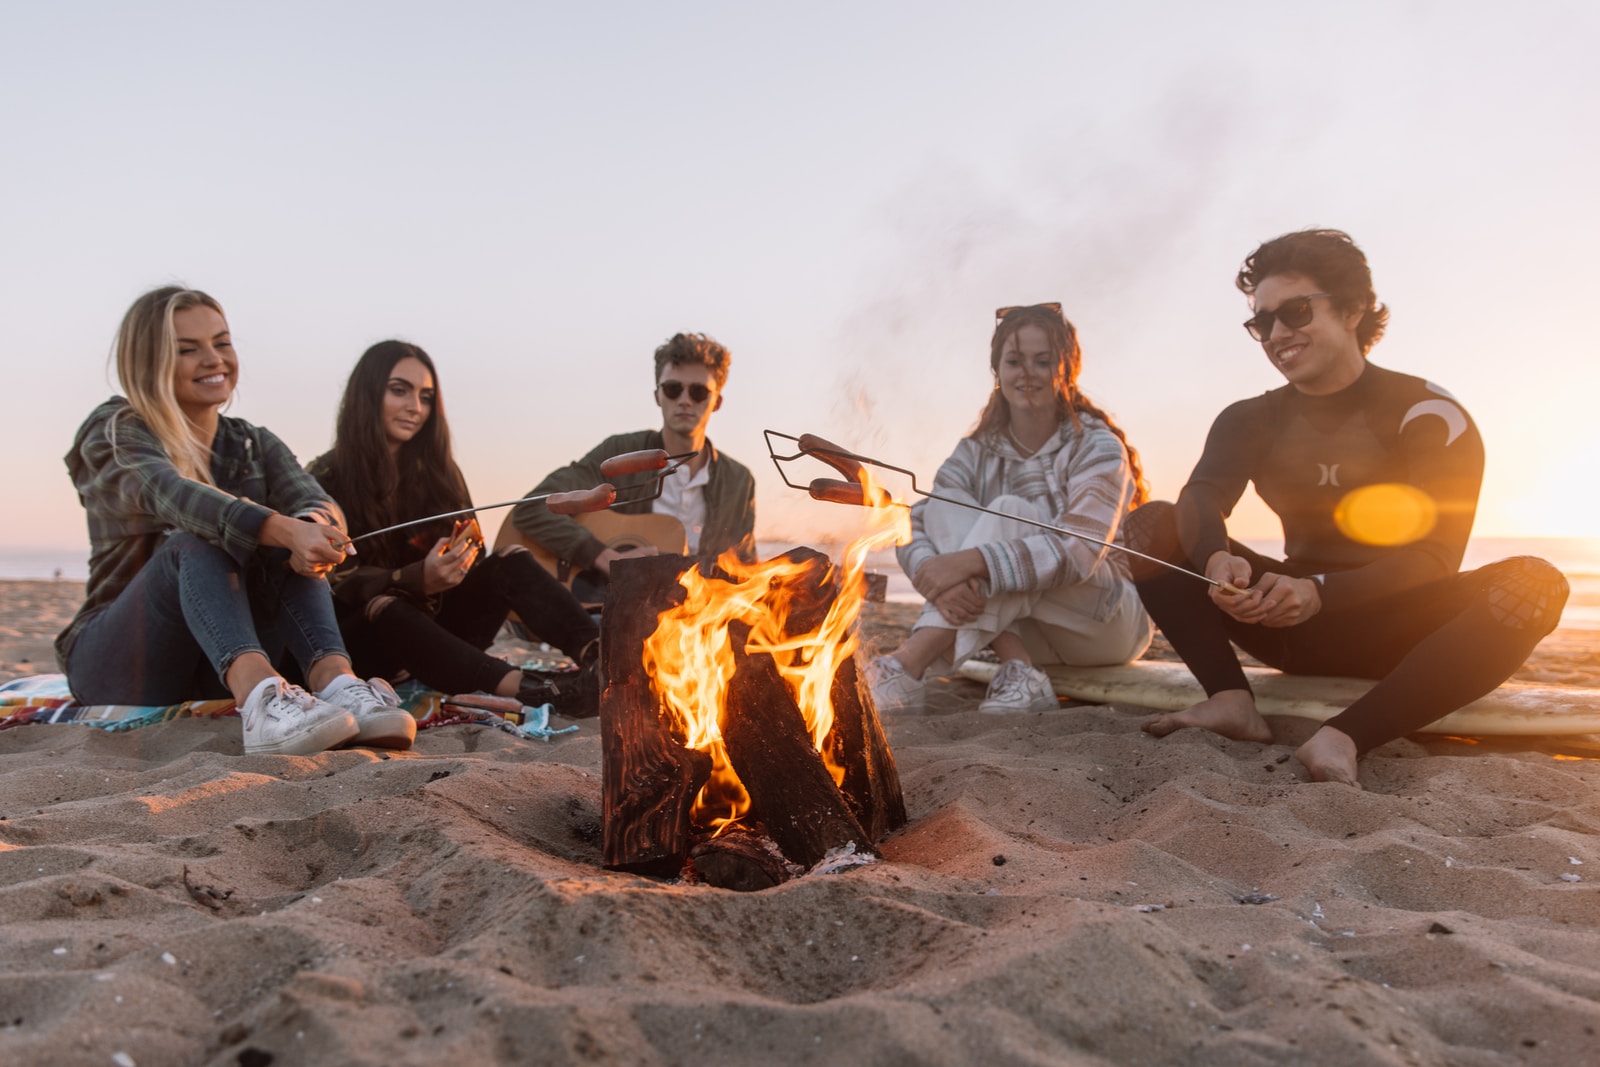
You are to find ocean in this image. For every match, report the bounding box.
[6,536,1598,630]
[837,536,1600,632]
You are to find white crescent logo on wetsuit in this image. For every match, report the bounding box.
[1317,463,1341,487]
[1400,395,1469,446]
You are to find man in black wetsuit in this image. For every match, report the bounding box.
[1125,229,1568,786]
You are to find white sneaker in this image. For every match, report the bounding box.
[978,659,1057,714]
[318,675,416,750]
[863,655,925,712]
[240,677,359,756]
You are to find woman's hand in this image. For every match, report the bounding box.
[264,513,350,579]
[932,579,985,626]
[423,536,479,594]
[912,549,988,602]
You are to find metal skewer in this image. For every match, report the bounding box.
[764,430,1244,595]
[340,449,698,546]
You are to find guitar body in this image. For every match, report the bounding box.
[492,510,688,590]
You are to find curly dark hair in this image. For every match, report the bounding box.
[1236,229,1389,353]
[652,332,731,390]
[970,305,1148,508]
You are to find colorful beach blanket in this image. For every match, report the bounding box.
[0,674,577,741]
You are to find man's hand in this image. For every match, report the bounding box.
[1247,573,1321,627]
[594,544,659,576]
[1205,549,1261,621]
[1205,551,1320,627]
[423,537,479,594]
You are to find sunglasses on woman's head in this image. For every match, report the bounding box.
[995,302,1063,321]
[659,381,712,403]
[1243,293,1332,342]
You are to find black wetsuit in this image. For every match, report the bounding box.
[1126,363,1568,753]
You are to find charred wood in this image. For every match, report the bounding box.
[827,656,908,841]
[600,554,710,873]
[720,622,873,869]
[688,830,793,891]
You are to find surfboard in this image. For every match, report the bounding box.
[956,658,1600,737]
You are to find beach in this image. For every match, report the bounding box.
[2,578,1598,1066]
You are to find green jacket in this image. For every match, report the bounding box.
[510,430,756,569]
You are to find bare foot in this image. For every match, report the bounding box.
[1295,725,1362,787]
[1142,689,1272,743]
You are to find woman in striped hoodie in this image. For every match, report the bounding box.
[866,304,1152,713]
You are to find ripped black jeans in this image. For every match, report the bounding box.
[336,548,599,695]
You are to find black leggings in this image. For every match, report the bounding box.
[1124,502,1569,754]
[338,548,599,695]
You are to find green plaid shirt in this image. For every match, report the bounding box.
[56,397,341,667]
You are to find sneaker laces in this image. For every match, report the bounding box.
[254,678,317,720]
[320,675,400,711]
[987,661,1034,702]
[867,656,907,685]
[351,677,399,707]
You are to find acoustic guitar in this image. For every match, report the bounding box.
[492,510,688,591]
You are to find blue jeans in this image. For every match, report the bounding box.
[66,532,349,705]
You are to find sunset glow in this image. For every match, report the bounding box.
[3,6,1596,574]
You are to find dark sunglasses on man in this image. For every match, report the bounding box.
[659,380,713,403]
[1243,293,1332,342]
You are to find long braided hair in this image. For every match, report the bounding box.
[970,304,1148,508]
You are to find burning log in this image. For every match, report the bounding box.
[722,621,874,869]
[827,656,908,841]
[762,548,907,843]
[600,554,712,874]
[599,539,907,887]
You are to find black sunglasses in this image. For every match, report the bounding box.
[659,380,712,403]
[995,302,1063,321]
[1243,293,1332,341]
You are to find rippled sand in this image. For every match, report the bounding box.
[2,584,1597,1065]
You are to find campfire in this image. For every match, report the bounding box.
[599,482,909,890]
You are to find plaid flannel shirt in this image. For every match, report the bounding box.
[56,397,341,667]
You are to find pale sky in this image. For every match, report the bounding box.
[4,1,1598,569]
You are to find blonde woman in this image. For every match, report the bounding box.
[56,286,413,754]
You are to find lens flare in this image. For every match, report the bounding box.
[1333,483,1438,546]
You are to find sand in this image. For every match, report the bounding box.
[2,579,1598,1066]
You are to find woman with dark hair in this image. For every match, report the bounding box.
[865,304,1152,714]
[307,341,600,715]
[58,287,412,755]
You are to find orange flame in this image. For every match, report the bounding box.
[642,468,908,834]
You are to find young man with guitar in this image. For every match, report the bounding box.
[502,332,756,603]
